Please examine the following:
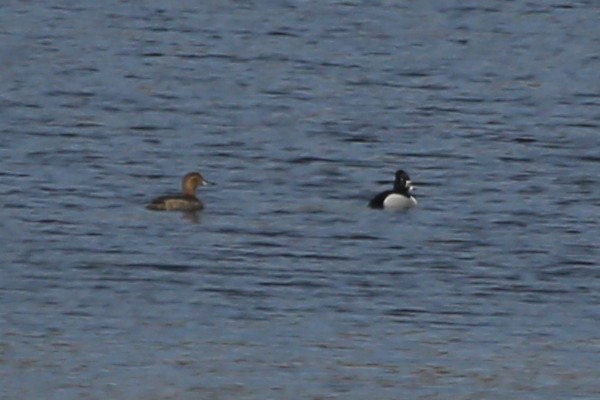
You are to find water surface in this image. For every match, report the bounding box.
[1,1,599,399]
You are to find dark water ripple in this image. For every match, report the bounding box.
[2,1,600,399]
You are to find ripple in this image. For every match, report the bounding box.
[2,1,600,398]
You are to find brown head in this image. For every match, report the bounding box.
[181,172,210,195]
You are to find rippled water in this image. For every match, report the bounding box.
[2,1,599,399]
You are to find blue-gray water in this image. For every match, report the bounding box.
[1,1,599,399]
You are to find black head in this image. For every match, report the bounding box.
[393,170,412,193]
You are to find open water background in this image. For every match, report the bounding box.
[1,1,599,399]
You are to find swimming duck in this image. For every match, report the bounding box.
[368,170,417,210]
[147,172,211,211]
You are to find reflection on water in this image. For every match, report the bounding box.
[181,211,202,224]
[1,1,599,399]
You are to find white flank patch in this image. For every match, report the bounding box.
[383,194,417,210]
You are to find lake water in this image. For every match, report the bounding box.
[1,1,599,399]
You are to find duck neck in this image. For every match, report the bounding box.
[183,181,197,196]
[393,181,408,194]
